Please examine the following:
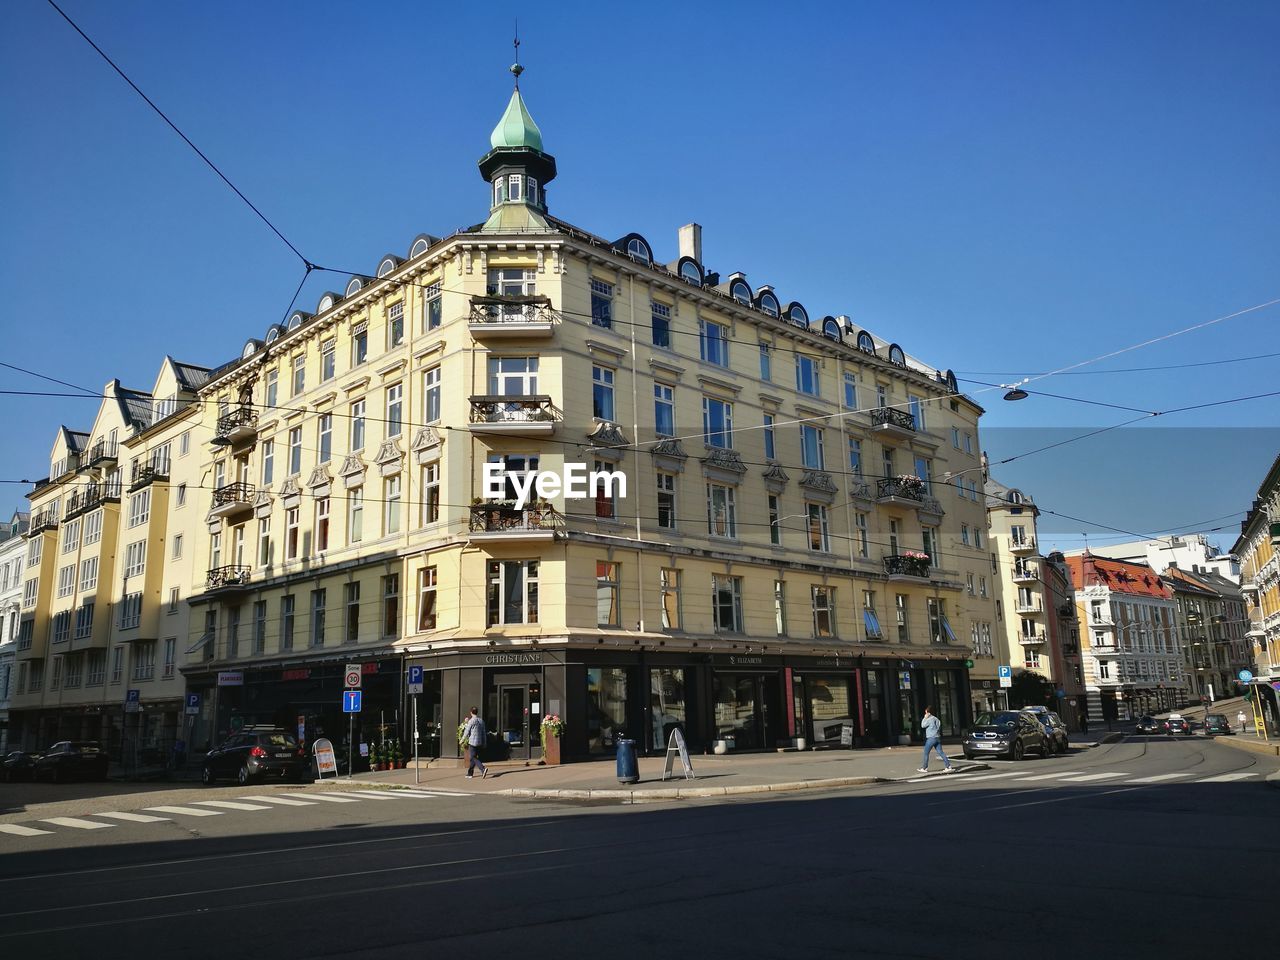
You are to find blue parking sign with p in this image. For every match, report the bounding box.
[998,665,1012,679]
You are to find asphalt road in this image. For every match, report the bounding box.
[0,735,1274,960]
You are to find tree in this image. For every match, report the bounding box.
[1008,671,1054,709]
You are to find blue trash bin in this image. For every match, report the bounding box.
[616,738,639,783]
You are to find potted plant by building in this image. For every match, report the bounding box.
[390,739,403,769]
[540,714,565,765]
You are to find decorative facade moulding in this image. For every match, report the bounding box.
[252,488,273,519]
[700,448,747,484]
[307,466,331,499]
[586,421,629,464]
[411,426,445,465]
[340,454,366,490]
[650,438,687,473]
[648,358,685,380]
[799,470,838,504]
[762,463,790,492]
[697,374,742,397]
[279,476,302,510]
[375,439,404,477]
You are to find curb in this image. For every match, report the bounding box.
[1265,771,1280,790]
[1207,736,1280,758]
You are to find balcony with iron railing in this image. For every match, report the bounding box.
[877,476,925,505]
[64,481,122,519]
[468,395,559,436]
[85,440,118,470]
[1009,536,1037,555]
[1012,565,1039,583]
[129,460,169,492]
[468,502,563,541]
[213,405,259,446]
[208,481,255,520]
[1016,600,1044,615]
[869,407,917,441]
[206,564,252,592]
[1018,631,1047,646]
[883,553,931,580]
[27,508,59,536]
[467,295,559,338]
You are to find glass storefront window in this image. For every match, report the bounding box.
[931,671,960,736]
[806,677,853,745]
[587,667,628,755]
[650,667,687,750]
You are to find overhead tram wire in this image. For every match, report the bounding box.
[958,350,1280,377]
[0,362,99,398]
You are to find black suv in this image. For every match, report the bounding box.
[33,741,110,782]
[963,711,1049,761]
[202,728,311,786]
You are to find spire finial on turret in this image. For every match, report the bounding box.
[510,21,523,88]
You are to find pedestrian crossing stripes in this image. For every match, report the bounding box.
[1195,773,1257,783]
[191,800,274,812]
[0,824,54,836]
[1127,773,1193,784]
[241,795,317,806]
[906,770,1259,788]
[1014,771,1085,781]
[144,805,223,817]
[38,817,115,830]
[1057,772,1127,783]
[95,811,171,823]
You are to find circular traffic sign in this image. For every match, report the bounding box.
[1239,669,1254,682]
[344,668,362,688]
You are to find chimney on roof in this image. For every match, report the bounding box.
[678,223,702,263]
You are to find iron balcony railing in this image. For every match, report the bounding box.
[215,405,259,443]
[884,554,931,579]
[871,407,917,432]
[86,440,119,466]
[129,460,169,491]
[207,564,252,591]
[468,395,558,425]
[211,481,255,510]
[468,295,559,326]
[877,476,925,503]
[28,508,59,535]
[64,481,122,518]
[468,502,563,535]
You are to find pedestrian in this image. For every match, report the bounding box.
[917,706,953,774]
[1238,710,1247,735]
[462,706,488,779]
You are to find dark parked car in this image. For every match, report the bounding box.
[1203,714,1233,736]
[2,751,40,782]
[963,711,1049,761]
[202,728,311,786]
[1135,715,1160,735]
[1019,707,1069,755]
[33,741,110,782]
[1163,715,1193,736]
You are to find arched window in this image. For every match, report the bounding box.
[857,331,876,355]
[410,236,430,258]
[679,259,702,286]
[822,317,841,340]
[945,370,958,394]
[757,292,780,317]
[730,279,752,305]
[316,294,335,314]
[345,277,365,298]
[377,257,398,278]
[1009,490,1024,505]
[287,312,305,331]
[888,344,906,367]
[241,341,258,360]
[787,303,809,329]
[626,237,650,263]
[265,327,281,344]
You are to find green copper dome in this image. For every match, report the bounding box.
[489,88,544,153]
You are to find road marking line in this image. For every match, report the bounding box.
[144,805,223,817]
[965,772,1027,781]
[1014,771,1085,781]
[191,800,273,812]
[240,796,317,806]
[38,817,114,830]
[1128,773,1193,783]
[1057,772,1127,782]
[395,790,469,797]
[95,812,171,823]
[0,824,54,836]
[1196,773,1258,783]
[298,793,363,803]
[317,791,402,801]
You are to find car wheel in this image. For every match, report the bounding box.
[237,764,251,786]
[1012,741,1025,761]
[201,765,215,786]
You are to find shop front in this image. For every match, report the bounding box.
[856,657,972,745]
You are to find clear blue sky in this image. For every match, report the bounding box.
[2,1,1277,544]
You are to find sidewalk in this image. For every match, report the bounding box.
[340,738,1105,801]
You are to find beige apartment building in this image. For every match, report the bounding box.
[173,70,995,762]
[10,360,211,764]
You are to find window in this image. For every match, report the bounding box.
[979,576,988,598]
[660,568,681,630]
[596,561,620,627]
[51,610,71,643]
[796,354,820,396]
[759,342,772,381]
[707,484,737,538]
[384,476,402,534]
[27,537,41,567]
[855,512,869,558]
[712,575,744,633]
[386,382,403,438]
[974,528,983,550]
[651,301,671,348]
[382,573,400,637]
[227,605,241,658]
[592,365,616,421]
[265,368,278,409]
[486,560,539,625]
[807,503,830,552]
[321,339,336,381]
[253,601,267,655]
[261,440,274,486]
[257,517,272,567]
[350,399,366,451]
[84,510,102,545]
[928,598,955,644]
[702,397,733,448]
[311,589,327,647]
[285,506,299,560]
[50,657,62,691]
[421,462,440,525]
[967,572,975,595]
[318,414,333,463]
[344,582,360,644]
[352,323,368,366]
[591,278,613,328]
[961,523,970,546]
[172,533,184,559]
[964,432,973,455]
[812,586,835,638]
[315,498,330,552]
[763,414,776,460]
[62,518,80,553]
[210,530,221,570]
[281,595,295,651]
[388,301,405,347]
[654,383,674,437]
[169,586,179,612]
[699,319,729,366]
[922,527,937,562]
[896,594,909,643]
[417,567,437,631]
[426,285,442,330]
[349,488,364,544]
[110,647,123,684]
[800,424,825,470]
[877,383,887,408]
[774,580,787,635]
[768,495,782,545]
[124,540,146,578]
[952,427,961,448]
[288,426,302,476]
[57,564,74,598]
[23,579,37,609]
[908,394,925,430]
[162,637,176,678]
[844,372,858,409]
[423,366,441,423]
[128,490,150,527]
[507,174,523,202]
[119,593,143,630]
[291,354,305,396]
[488,356,539,395]
[657,472,677,529]
[87,650,105,686]
[592,459,616,519]
[80,556,98,592]
[27,660,43,692]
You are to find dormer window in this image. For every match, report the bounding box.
[680,260,702,286]
[527,177,538,205]
[757,291,780,317]
[493,177,505,205]
[627,238,650,263]
[822,318,841,340]
[507,175,523,202]
[730,279,752,305]
[857,331,876,355]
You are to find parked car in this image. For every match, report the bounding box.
[1163,715,1193,736]
[2,751,40,782]
[963,711,1049,761]
[1203,714,1233,736]
[202,727,312,786]
[1135,715,1160,735]
[33,741,110,782]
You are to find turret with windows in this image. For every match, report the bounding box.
[478,56,557,232]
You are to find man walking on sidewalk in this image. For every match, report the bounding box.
[463,706,488,780]
[1239,710,1248,735]
[917,706,953,773]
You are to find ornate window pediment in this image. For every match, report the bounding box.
[340,455,366,490]
[375,439,404,477]
[700,448,746,484]
[279,476,302,509]
[252,488,273,518]
[650,438,687,473]
[762,464,790,492]
[587,421,629,464]
[411,426,444,465]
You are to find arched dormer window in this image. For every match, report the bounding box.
[1009,490,1024,505]
[316,294,336,314]
[856,331,876,355]
[678,257,702,286]
[822,317,841,340]
[287,312,306,331]
[888,344,906,367]
[241,340,258,360]
[626,237,651,264]
[345,277,365,298]
[757,291,780,317]
[786,303,809,329]
[377,256,400,279]
[409,236,431,258]
[265,326,281,344]
[945,369,958,394]
[730,279,752,305]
